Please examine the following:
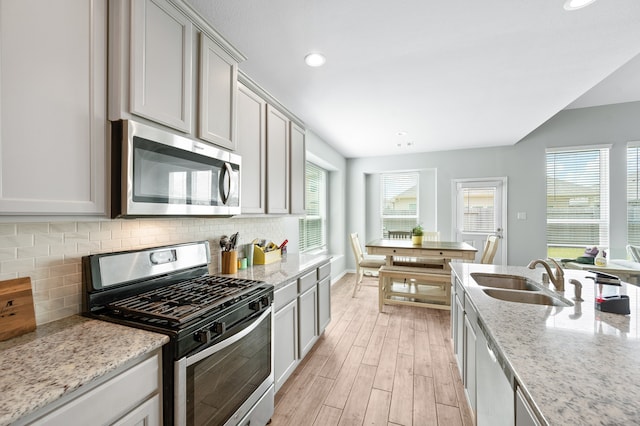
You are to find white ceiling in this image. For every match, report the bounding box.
[187,0,640,158]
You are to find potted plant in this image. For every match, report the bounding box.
[412,225,423,245]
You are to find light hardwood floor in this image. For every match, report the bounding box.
[271,273,474,426]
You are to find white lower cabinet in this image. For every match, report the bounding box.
[463,297,478,413]
[516,386,541,426]
[298,285,318,358]
[318,276,331,332]
[274,296,298,392]
[23,351,161,426]
[273,261,331,393]
[476,323,514,426]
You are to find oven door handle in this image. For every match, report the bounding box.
[185,307,270,367]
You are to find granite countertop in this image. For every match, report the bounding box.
[451,263,640,425]
[0,315,168,426]
[214,253,332,291]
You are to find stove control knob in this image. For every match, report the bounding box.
[194,329,211,344]
[261,296,271,307]
[213,322,226,335]
[249,300,263,311]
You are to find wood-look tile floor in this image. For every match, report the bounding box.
[271,273,474,426]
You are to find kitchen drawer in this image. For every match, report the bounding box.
[318,262,331,281]
[298,270,317,293]
[274,280,297,312]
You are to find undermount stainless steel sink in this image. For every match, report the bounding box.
[471,273,540,291]
[482,288,572,307]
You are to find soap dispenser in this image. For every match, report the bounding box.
[595,248,607,266]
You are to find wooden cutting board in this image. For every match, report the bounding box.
[0,277,36,341]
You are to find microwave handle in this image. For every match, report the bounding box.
[219,162,233,204]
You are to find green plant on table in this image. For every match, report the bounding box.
[412,224,423,236]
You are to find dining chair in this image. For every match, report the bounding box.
[480,235,499,264]
[350,232,386,297]
[424,231,440,241]
[388,230,411,239]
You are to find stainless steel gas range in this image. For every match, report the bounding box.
[82,241,274,426]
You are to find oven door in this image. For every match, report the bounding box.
[115,120,241,217]
[175,308,273,426]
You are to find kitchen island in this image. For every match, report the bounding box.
[0,316,168,426]
[452,262,640,425]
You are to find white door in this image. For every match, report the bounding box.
[453,178,507,264]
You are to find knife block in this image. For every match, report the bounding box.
[221,251,238,274]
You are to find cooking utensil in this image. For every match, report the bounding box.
[220,235,230,251]
[230,232,239,251]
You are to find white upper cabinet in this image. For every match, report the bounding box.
[199,33,238,150]
[131,0,193,133]
[266,105,290,214]
[110,0,244,149]
[289,122,306,215]
[0,0,107,215]
[237,83,266,214]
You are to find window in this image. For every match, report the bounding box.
[299,162,327,252]
[546,146,610,258]
[627,143,640,245]
[461,186,496,233]
[381,172,419,237]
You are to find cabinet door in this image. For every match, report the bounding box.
[298,286,318,358]
[0,0,106,215]
[112,394,160,426]
[289,122,306,214]
[454,293,464,375]
[199,33,237,150]
[274,299,298,392]
[464,312,477,412]
[515,386,541,426]
[476,327,514,426]
[318,276,331,333]
[266,105,290,214]
[131,0,193,132]
[237,83,266,213]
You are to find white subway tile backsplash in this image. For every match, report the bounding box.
[18,245,50,258]
[0,217,288,326]
[0,224,16,235]
[0,248,16,261]
[34,233,63,246]
[1,258,35,274]
[0,234,33,248]
[17,223,49,234]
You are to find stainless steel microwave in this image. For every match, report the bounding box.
[111,120,241,218]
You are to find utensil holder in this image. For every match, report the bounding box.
[221,251,238,274]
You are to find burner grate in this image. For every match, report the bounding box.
[106,275,261,325]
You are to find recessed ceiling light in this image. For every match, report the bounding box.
[397,131,408,136]
[563,0,597,10]
[304,53,326,67]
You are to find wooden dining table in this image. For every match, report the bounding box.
[365,239,478,310]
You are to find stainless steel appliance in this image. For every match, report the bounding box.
[82,241,273,426]
[111,120,241,218]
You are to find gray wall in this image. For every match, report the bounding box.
[305,129,348,280]
[347,101,640,269]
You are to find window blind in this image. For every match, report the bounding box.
[628,143,640,245]
[299,162,327,252]
[461,187,496,233]
[546,147,610,257]
[380,172,419,237]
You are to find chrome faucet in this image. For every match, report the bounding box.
[527,258,565,292]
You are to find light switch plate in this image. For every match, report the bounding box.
[517,212,527,220]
